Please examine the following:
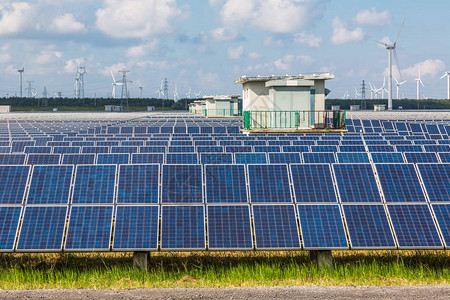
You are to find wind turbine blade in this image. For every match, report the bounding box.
[440,74,447,80]
[111,71,116,83]
[393,48,403,82]
[420,79,424,87]
[393,76,399,85]
[394,18,406,45]
[376,40,388,47]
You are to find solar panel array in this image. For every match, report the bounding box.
[0,114,449,252]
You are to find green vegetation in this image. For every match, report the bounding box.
[0,251,448,289]
[326,98,450,110]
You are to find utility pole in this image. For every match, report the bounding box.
[163,78,169,100]
[18,68,24,97]
[361,80,366,110]
[119,70,130,108]
[26,81,34,98]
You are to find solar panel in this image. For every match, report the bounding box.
[26,154,61,165]
[311,145,338,152]
[0,207,22,251]
[404,152,439,163]
[200,153,233,164]
[72,165,116,204]
[62,154,95,165]
[139,146,167,153]
[431,204,450,248]
[27,165,73,205]
[52,146,81,154]
[337,152,370,163]
[131,153,164,164]
[303,152,336,164]
[113,205,159,251]
[367,145,395,152]
[342,204,396,249]
[282,145,309,152]
[205,164,247,203]
[160,205,205,250]
[117,164,159,204]
[370,152,405,163]
[196,146,224,153]
[298,204,348,249]
[110,146,138,154]
[97,153,129,165]
[24,146,52,154]
[290,164,337,203]
[387,204,443,249]
[207,205,253,250]
[268,152,302,164]
[17,206,67,251]
[248,164,292,203]
[165,153,198,164]
[0,165,30,205]
[396,145,423,152]
[11,141,35,153]
[374,163,426,203]
[253,204,300,249]
[225,146,252,153]
[64,206,113,251]
[161,164,203,204]
[168,146,195,153]
[438,152,450,163]
[333,164,382,203]
[234,153,267,164]
[254,146,281,153]
[424,145,450,152]
[0,146,11,153]
[417,163,450,202]
[338,145,366,152]
[82,146,110,154]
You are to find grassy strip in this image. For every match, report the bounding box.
[0,251,448,289]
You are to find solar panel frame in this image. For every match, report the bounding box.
[234,153,267,164]
[165,153,199,164]
[416,163,450,203]
[96,153,130,165]
[161,164,203,204]
[64,205,114,251]
[26,154,61,165]
[336,152,370,163]
[370,152,405,163]
[160,205,206,250]
[0,165,30,205]
[0,206,22,252]
[205,164,248,204]
[404,152,439,163]
[207,204,253,250]
[431,204,450,248]
[61,153,96,165]
[112,205,160,251]
[131,153,164,164]
[302,152,336,164]
[268,152,302,164]
[200,153,233,164]
[117,164,159,204]
[247,164,292,203]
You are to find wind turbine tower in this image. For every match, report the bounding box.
[416,67,424,101]
[376,19,405,110]
[18,68,24,97]
[440,71,450,100]
[138,81,143,98]
[77,66,86,99]
[394,76,406,99]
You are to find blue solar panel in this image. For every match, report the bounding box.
[225,146,252,153]
[290,164,337,203]
[254,146,281,153]
[337,152,370,163]
[367,145,395,152]
[383,161,422,197]
[342,204,396,249]
[111,146,138,154]
[396,145,423,152]
[11,141,35,153]
[333,164,382,202]
[303,152,336,164]
[117,164,159,204]
[282,145,309,152]
[24,146,52,154]
[207,205,252,250]
[168,146,195,153]
[72,165,116,204]
[404,152,439,163]
[53,146,81,154]
[131,153,164,164]
[0,207,22,251]
[234,153,267,164]
[200,153,233,164]
[388,204,443,248]
[82,146,110,154]
[438,152,450,163]
[298,204,348,249]
[196,146,224,153]
[339,145,366,152]
[0,146,11,153]
[27,154,60,165]
[248,164,292,203]
[424,145,450,152]
[97,153,129,165]
[161,205,205,250]
[62,154,95,165]
[311,145,338,152]
[431,204,450,248]
[161,164,203,204]
[113,205,159,250]
[253,204,300,249]
[370,152,405,163]
[27,165,73,205]
[268,152,302,164]
[65,206,113,251]
[0,165,30,204]
[417,163,450,202]
[17,206,67,251]
[165,153,198,164]
[205,164,247,203]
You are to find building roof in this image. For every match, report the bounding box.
[203,95,241,100]
[234,73,334,84]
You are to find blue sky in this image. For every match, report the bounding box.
[0,0,449,100]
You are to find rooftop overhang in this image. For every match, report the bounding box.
[234,73,335,84]
[203,95,241,100]
[265,79,315,88]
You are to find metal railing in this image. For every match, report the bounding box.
[243,110,346,130]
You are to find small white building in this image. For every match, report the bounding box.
[202,95,241,117]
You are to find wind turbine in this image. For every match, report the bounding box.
[376,18,405,110]
[173,83,179,101]
[415,66,424,100]
[111,71,122,99]
[138,81,143,98]
[194,91,201,99]
[155,80,164,99]
[354,88,360,99]
[186,87,192,99]
[18,67,24,98]
[369,83,376,100]
[440,71,450,100]
[394,76,406,99]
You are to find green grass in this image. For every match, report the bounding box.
[0,251,448,289]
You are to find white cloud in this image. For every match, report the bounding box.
[273,54,314,71]
[96,0,181,39]
[64,58,85,73]
[100,62,127,76]
[0,53,11,64]
[0,2,34,35]
[294,32,322,48]
[126,40,159,58]
[197,70,220,89]
[401,59,445,79]
[50,13,86,34]
[210,27,238,41]
[227,46,244,59]
[34,51,63,65]
[354,8,392,26]
[219,0,322,33]
[331,17,364,45]
[248,52,263,59]
[264,36,284,48]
